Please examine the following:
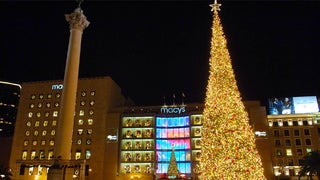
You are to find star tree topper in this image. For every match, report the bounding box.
[210,0,221,12]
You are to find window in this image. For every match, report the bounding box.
[286,149,293,156]
[46,103,51,108]
[54,102,59,107]
[297,149,303,156]
[23,140,29,146]
[294,129,300,136]
[36,112,41,118]
[25,131,30,136]
[32,140,37,146]
[89,110,94,115]
[35,121,40,127]
[39,94,44,99]
[304,129,310,136]
[78,129,83,135]
[45,112,50,117]
[88,119,93,125]
[86,139,92,145]
[81,91,86,97]
[87,129,93,135]
[49,140,55,146]
[79,110,85,116]
[90,91,95,96]
[284,130,290,136]
[51,130,56,136]
[43,121,48,126]
[27,122,31,127]
[53,111,58,117]
[85,150,91,159]
[275,140,281,146]
[39,150,45,160]
[31,94,36,100]
[47,94,52,99]
[48,151,54,160]
[42,130,47,136]
[55,93,61,98]
[29,104,35,109]
[306,148,312,153]
[28,112,33,118]
[77,139,82,145]
[37,103,42,108]
[80,101,86,106]
[52,120,57,126]
[90,100,95,106]
[22,151,28,160]
[305,139,312,145]
[78,119,84,125]
[295,139,301,146]
[285,139,291,146]
[34,131,39,136]
[75,151,81,160]
[41,140,46,146]
[287,159,294,166]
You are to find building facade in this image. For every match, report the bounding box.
[9,76,273,179]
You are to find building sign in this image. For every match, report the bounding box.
[52,84,64,90]
[160,106,186,114]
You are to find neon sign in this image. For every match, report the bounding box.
[52,84,63,90]
[160,106,186,114]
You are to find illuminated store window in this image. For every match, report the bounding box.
[32,140,37,146]
[45,112,50,117]
[51,130,56,136]
[52,120,57,126]
[49,140,55,146]
[305,139,312,145]
[35,121,40,127]
[48,151,54,160]
[79,110,85,116]
[88,119,93,125]
[85,150,91,159]
[156,116,191,175]
[42,130,47,136]
[90,100,95,106]
[78,119,84,125]
[22,151,28,160]
[54,102,59,107]
[90,91,95,96]
[37,103,42,108]
[55,93,61,98]
[36,112,41,118]
[39,94,44,99]
[25,131,30,136]
[78,129,83,135]
[27,122,31,127]
[28,112,33,118]
[286,149,293,156]
[31,94,36,100]
[46,103,51,108]
[47,93,52,99]
[53,111,58,117]
[80,101,86,106]
[77,139,82,145]
[41,140,46,146]
[75,151,81,160]
[87,129,93,135]
[81,91,86,97]
[43,121,48,126]
[29,104,34,109]
[23,140,29,146]
[86,139,92,145]
[34,131,39,136]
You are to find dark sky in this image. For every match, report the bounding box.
[1,1,319,106]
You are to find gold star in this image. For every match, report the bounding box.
[210,0,221,12]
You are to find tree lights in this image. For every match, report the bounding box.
[199,1,266,179]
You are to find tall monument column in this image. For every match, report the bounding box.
[55,6,89,161]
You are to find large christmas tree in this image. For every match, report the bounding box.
[199,1,266,179]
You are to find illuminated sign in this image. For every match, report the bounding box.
[107,135,117,141]
[160,106,186,114]
[255,131,267,137]
[52,84,64,90]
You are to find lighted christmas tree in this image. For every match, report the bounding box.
[199,1,266,179]
[167,145,179,178]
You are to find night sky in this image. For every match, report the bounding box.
[1,1,319,106]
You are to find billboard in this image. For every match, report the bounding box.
[268,96,319,115]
